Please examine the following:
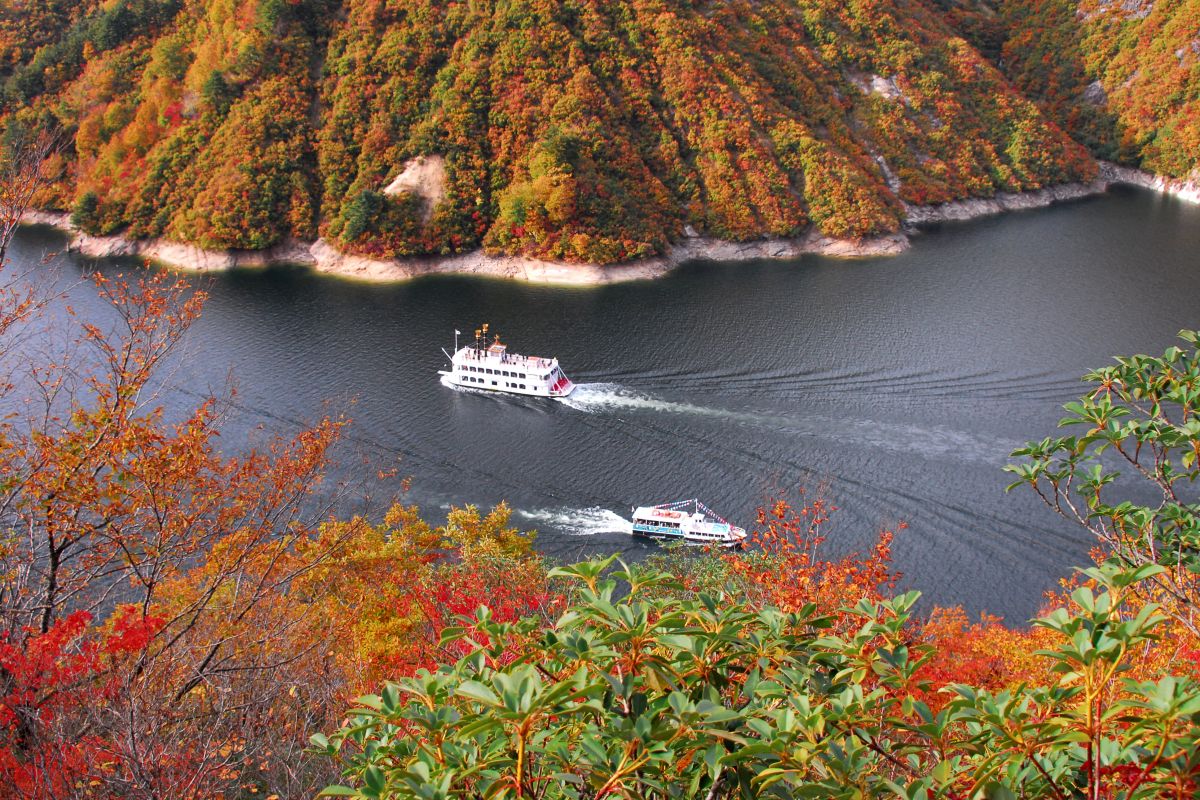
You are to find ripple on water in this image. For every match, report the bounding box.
[8,186,1200,621]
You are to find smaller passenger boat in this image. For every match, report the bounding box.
[440,323,575,398]
[629,499,747,548]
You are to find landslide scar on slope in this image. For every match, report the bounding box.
[384,155,447,223]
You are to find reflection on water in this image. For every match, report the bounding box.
[8,185,1200,620]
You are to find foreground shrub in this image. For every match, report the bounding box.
[1008,329,1200,639]
[317,559,1200,799]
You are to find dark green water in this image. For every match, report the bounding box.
[9,185,1200,620]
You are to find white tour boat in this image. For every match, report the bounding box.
[629,499,747,548]
[440,324,575,398]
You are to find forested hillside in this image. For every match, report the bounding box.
[12,0,1197,266]
[946,0,1200,181]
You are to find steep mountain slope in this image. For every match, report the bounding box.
[2,0,1097,264]
[949,0,1200,182]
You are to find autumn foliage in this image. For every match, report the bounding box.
[730,493,900,615]
[1,118,1199,795]
[0,0,1099,266]
[0,252,1196,796]
[0,247,556,797]
[950,0,1200,181]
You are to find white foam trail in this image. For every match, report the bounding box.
[561,384,1018,465]
[560,383,731,418]
[517,506,632,537]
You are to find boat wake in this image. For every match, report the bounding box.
[560,383,1018,465]
[559,383,732,418]
[516,506,631,537]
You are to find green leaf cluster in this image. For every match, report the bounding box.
[316,557,1200,799]
[1007,330,1200,634]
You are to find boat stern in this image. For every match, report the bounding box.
[726,526,748,549]
[550,377,576,397]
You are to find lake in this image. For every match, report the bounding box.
[9,184,1200,621]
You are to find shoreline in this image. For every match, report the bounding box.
[20,165,1194,286]
[901,180,1109,226]
[1096,162,1200,204]
[18,210,910,286]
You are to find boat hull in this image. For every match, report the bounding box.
[440,333,575,397]
[440,371,575,398]
[631,525,746,549]
[629,500,747,549]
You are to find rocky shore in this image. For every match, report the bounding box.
[1097,162,1200,204]
[19,210,909,286]
[19,167,1193,286]
[902,180,1109,226]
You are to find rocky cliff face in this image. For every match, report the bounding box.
[2,0,1102,268]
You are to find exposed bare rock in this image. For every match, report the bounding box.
[1099,162,1200,203]
[304,231,910,285]
[19,172,1192,286]
[849,71,907,104]
[873,153,903,192]
[1082,80,1108,106]
[665,231,910,263]
[307,238,672,284]
[21,209,907,285]
[1120,0,1154,19]
[903,181,1108,225]
[19,210,71,228]
[383,155,447,222]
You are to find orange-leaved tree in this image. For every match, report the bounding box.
[295,502,561,685]
[0,154,375,798]
[0,266,366,798]
[725,490,903,621]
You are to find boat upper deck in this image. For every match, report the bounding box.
[633,508,728,530]
[454,343,557,373]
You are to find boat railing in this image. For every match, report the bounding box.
[459,349,554,370]
[651,498,731,525]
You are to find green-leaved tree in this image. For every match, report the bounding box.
[1007,330,1200,636]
